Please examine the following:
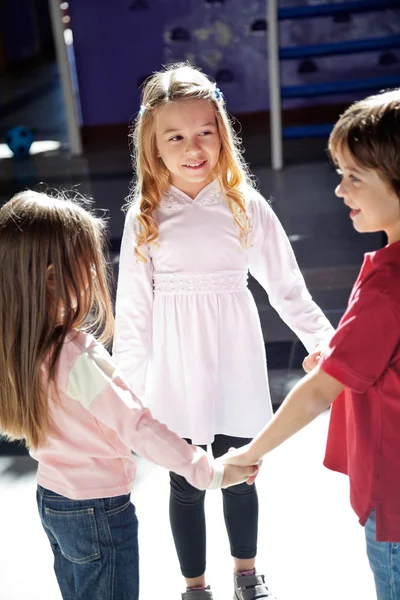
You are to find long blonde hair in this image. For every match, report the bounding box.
[0,190,114,449]
[128,62,254,260]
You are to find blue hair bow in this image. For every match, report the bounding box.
[215,87,224,102]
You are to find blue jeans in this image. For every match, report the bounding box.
[365,510,400,600]
[36,485,139,600]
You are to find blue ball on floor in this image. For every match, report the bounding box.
[5,126,34,157]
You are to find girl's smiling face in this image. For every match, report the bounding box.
[154,98,221,199]
[334,144,400,243]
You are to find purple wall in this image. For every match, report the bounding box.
[69,0,399,126]
[68,0,166,126]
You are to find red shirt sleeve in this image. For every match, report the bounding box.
[320,291,400,393]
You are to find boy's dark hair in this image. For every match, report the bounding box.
[329,89,400,198]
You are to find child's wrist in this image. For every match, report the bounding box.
[247,442,263,464]
[207,461,224,490]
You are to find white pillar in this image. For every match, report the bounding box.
[267,0,283,170]
[48,0,83,156]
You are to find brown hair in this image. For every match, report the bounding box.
[329,88,400,197]
[128,62,254,260]
[0,190,114,449]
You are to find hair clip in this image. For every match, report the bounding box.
[214,87,224,103]
[139,104,147,117]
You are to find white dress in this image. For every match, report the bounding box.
[113,180,333,445]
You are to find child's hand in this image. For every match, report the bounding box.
[302,343,326,373]
[219,444,262,486]
[216,455,259,488]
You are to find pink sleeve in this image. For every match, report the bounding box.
[66,339,223,490]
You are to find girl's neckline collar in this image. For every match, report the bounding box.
[160,180,222,210]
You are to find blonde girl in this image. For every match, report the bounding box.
[113,63,334,600]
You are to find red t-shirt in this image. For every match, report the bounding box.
[320,241,400,542]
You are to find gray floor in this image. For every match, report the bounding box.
[0,59,382,599]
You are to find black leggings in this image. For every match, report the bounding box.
[169,435,258,578]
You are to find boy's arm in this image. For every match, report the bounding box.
[226,285,400,469]
[224,367,344,466]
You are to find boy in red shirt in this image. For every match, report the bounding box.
[224,88,400,600]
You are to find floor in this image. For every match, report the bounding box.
[0,411,376,600]
[0,58,382,599]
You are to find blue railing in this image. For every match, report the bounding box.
[278,0,399,20]
[267,0,400,169]
[280,35,400,60]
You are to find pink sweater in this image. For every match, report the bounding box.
[30,330,223,499]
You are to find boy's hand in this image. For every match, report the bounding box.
[216,455,259,488]
[303,343,326,373]
[220,444,262,486]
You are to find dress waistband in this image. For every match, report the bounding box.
[153,271,248,294]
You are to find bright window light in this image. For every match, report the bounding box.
[0,140,62,159]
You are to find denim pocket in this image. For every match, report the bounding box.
[44,506,100,564]
[105,498,132,517]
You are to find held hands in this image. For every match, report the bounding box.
[219,444,262,487]
[215,453,259,488]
